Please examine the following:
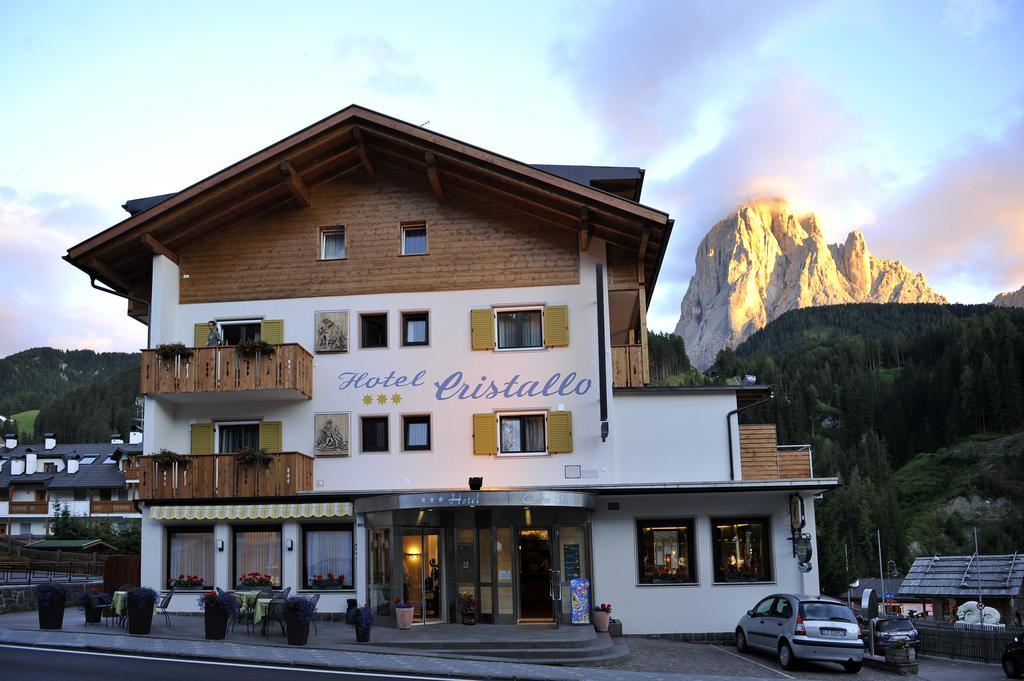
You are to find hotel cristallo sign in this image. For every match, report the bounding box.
[337,370,592,401]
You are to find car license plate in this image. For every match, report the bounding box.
[820,628,846,638]
[892,635,908,640]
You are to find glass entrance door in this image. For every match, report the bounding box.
[402,528,442,624]
[517,528,554,622]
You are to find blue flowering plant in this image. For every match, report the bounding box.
[128,587,159,608]
[286,596,317,625]
[355,603,374,630]
[198,590,239,616]
[36,582,68,608]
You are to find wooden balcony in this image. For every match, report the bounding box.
[612,343,647,387]
[739,424,813,479]
[90,500,137,514]
[140,344,313,400]
[135,451,315,501]
[9,501,49,514]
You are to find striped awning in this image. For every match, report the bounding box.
[149,501,352,521]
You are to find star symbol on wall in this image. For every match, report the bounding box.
[362,394,373,405]
[377,393,388,405]
[391,393,402,404]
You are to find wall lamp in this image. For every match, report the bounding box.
[286,539,294,552]
[217,539,224,552]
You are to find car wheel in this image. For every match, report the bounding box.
[843,661,862,674]
[1004,656,1020,679]
[736,629,749,653]
[778,641,797,670]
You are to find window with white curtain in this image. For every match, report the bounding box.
[496,309,543,349]
[498,413,546,455]
[168,528,215,588]
[234,527,282,586]
[303,526,354,588]
[401,224,428,255]
[321,227,346,260]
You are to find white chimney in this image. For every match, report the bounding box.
[44,433,56,450]
[25,452,37,474]
[110,433,124,445]
[11,458,25,475]
[67,458,80,474]
[4,433,16,449]
[129,430,143,445]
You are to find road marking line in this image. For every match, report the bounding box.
[707,643,794,679]
[0,644,487,680]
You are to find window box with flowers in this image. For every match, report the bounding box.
[155,342,193,360]
[151,449,189,468]
[234,446,275,467]
[238,572,274,588]
[170,574,205,589]
[236,339,276,355]
[309,573,346,589]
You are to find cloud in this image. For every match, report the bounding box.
[334,36,407,63]
[0,189,145,357]
[364,70,435,96]
[943,0,1018,38]
[333,35,435,99]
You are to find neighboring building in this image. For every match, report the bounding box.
[0,433,142,536]
[898,554,1024,624]
[849,577,931,618]
[64,105,838,634]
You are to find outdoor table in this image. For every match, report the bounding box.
[236,591,260,613]
[253,597,272,625]
[112,591,129,616]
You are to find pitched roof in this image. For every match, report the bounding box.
[65,105,672,322]
[897,554,1024,598]
[25,539,119,551]
[0,442,139,490]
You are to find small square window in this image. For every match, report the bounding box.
[360,313,388,349]
[636,518,698,585]
[711,517,773,583]
[402,312,429,346]
[498,414,546,454]
[496,309,543,349]
[403,415,431,451]
[361,416,389,452]
[321,228,346,260]
[401,224,428,255]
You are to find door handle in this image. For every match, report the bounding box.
[776,622,784,627]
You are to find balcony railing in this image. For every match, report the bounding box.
[134,451,315,501]
[140,344,313,399]
[90,500,137,514]
[611,343,647,387]
[9,501,49,514]
[739,424,813,479]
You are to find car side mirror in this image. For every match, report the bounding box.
[747,610,753,617]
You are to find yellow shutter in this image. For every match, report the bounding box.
[194,323,208,348]
[470,309,494,350]
[260,319,284,345]
[259,421,283,452]
[472,413,497,455]
[547,411,573,453]
[190,423,214,454]
[543,305,569,347]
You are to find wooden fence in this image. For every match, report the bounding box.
[103,555,141,594]
[915,620,1023,663]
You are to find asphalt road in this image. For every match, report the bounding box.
[0,645,487,681]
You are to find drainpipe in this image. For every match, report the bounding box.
[726,391,774,481]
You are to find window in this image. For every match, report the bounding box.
[100,489,112,501]
[752,597,776,617]
[401,311,429,346]
[496,308,542,349]
[711,517,772,583]
[636,518,697,585]
[220,320,262,345]
[217,423,259,453]
[19,523,31,535]
[73,489,86,501]
[168,527,214,588]
[303,525,354,589]
[401,223,428,255]
[402,415,431,451]
[79,456,97,465]
[321,227,346,260]
[498,414,545,455]
[361,416,389,452]
[360,313,388,349]
[234,526,282,587]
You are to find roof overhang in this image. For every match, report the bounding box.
[66,105,672,323]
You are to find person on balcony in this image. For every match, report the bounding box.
[206,321,223,347]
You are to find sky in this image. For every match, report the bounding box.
[0,0,1022,357]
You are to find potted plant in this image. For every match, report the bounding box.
[394,597,414,630]
[236,338,276,355]
[354,603,373,642]
[155,342,193,360]
[458,592,477,625]
[127,587,158,635]
[593,602,612,633]
[234,446,275,466]
[198,590,238,640]
[151,449,189,468]
[310,573,345,589]
[885,638,916,665]
[344,598,358,624]
[238,572,274,587]
[286,596,317,646]
[75,586,106,624]
[171,574,204,589]
[36,582,67,630]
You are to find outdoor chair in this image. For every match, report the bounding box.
[262,593,288,638]
[215,587,224,595]
[94,593,120,629]
[308,593,320,636]
[233,588,270,635]
[156,587,174,627]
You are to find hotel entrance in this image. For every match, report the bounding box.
[401,528,442,624]
[517,528,555,622]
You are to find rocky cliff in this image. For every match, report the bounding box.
[992,285,1024,308]
[675,200,947,370]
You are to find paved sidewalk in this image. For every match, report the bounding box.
[0,626,765,681]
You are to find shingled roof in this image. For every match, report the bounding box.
[897,554,1024,598]
[0,442,140,490]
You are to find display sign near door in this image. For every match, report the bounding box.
[564,544,581,580]
[570,578,590,625]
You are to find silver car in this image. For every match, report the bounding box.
[736,594,865,672]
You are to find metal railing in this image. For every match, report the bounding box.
[0,559,104,585]
[915,621,1023,664]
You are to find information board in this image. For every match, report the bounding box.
[564,544,581,579]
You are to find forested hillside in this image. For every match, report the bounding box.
[33,366,140,444]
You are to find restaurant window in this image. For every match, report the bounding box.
[234,526,282,587]
[496,308,542,350]
[303,525,353,589]
[402,311,429,347]
[361,416,389,453]
[498,413,545,455]
[168,527,214,588]
[360,313,388,349]
[711,517,772,583]
[401,223,428,255]
[636,518,697,585]
[402,414,431,451]
[321,227,346,260]
[217,422,259,453]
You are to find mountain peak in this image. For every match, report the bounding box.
[992,285,1024,308]
[675,202,947,371]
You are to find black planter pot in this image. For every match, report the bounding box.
[127,602,154,635]
[286,609,310,646]
[355,625,371,642]
[204,608,229,640]
[344,599,358,624]
[461,611,477,625]
[37,591,66,630]
[84,604,102,624]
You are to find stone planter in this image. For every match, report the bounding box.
[885,646,916,664]
[84,603,103,624]
[286,609,310,646]
[37,591,66,630]
[356,624,371,642]
[608,618,623,637]
[592,609,610,633]
[127,602,154,635]
[395,606,414,630]
[204,608,228,640]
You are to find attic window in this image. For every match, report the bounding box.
[102,457,117,464]
[79,457,97,465]
[321,227,346,260]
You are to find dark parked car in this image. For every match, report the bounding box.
[872,617,920,653]
[1004,635,1024,678]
